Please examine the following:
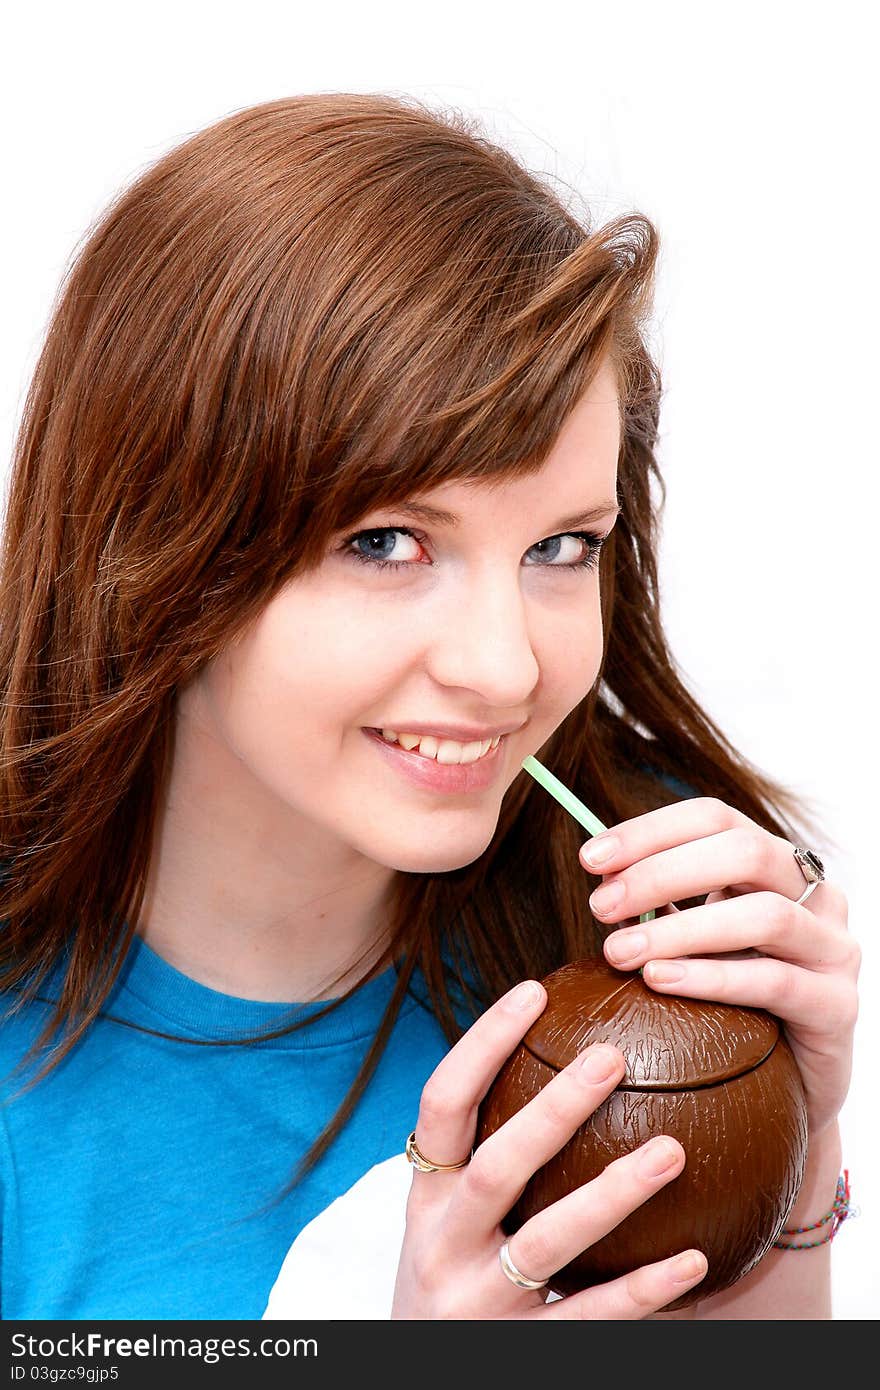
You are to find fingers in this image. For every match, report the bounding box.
[410,979,547,1176]
[531,1249,708,1320]
[587,827,814,926]
[579,796,751,874]
[444,1042,627,1242]
[602,891,852,974]
[640,953,859,1032]
[490,1134,686,1287]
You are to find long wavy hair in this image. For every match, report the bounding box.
[0,92,819,1195]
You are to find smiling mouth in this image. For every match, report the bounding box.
[365,728,503,765]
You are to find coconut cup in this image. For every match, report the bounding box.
[476,958,808,1309]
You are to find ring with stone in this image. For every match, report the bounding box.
[793,845,825,906]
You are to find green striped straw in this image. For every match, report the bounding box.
[521,754,655,924]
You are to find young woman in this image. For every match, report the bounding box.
[0,93,858,1321]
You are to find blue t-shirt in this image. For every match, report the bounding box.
[1,775,695,1320]
[0,936,454,1320]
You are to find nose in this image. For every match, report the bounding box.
[425,565,540,707]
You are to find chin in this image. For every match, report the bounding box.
[374,829,496,876]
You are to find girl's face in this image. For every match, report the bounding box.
[187,359,621,875]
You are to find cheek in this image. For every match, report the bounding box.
[227,598,409,747]
[536,598,604,704]
[553,651,603,724]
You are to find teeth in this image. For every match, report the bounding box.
[437,739,484,765]
[378,728,502,764]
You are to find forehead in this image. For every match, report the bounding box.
[416,361,620,519]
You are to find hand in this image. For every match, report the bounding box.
[391,980,708,1320]
[581,797,860,1136]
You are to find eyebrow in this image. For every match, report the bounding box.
[388,499,621,532]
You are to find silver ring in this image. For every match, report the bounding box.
[498,1240,548,1291]
[793,846,825,906]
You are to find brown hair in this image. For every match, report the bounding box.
[0,92,820,1196]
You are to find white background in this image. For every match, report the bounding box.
[3,0,877,1319]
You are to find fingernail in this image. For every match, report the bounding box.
[577,1044,620,1083]
[590,880,625,915]
[644,961,685,984]
[505,980,544,1012]
[581,835,620,868]
[672,1250,707,1284]
[639,1137,681,1178]
[605,930,646,965]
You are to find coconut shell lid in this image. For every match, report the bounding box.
[525,959,780,1090]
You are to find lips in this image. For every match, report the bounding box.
[362,726,506,794]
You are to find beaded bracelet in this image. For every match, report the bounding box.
[772,1170,856,1250]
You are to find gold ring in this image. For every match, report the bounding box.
[498,1240,548,1290]
[405,1130,471,1173]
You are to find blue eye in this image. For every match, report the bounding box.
[348,529,421,567]
[526,534,604,569]
[342,527,607,572]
